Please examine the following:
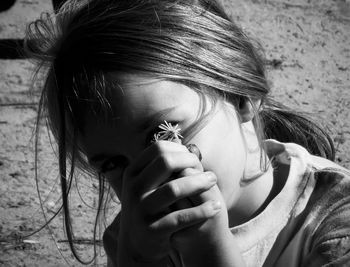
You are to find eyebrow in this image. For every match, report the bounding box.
[89,107,177,164]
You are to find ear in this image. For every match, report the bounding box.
[237,97,261,123]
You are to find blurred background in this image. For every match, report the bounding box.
[0,0,349,266]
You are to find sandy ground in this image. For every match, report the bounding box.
[0,0,349,266]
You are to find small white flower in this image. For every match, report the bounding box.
[152,120,183,142]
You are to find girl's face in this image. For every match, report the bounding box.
[80,73,248,212]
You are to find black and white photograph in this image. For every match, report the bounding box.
[0,0,350,266]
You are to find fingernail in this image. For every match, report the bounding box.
[173,137,182,144]
[186,144,202,161]
[212,201,221,210]
[206,172,217,183]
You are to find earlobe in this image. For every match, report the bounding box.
[238,97,261,123]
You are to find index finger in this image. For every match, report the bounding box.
[125,140,188,177]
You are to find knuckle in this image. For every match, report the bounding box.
[154,141,167,153]
[203,201,220,217]
[176,212,191,226]
[200,205,211,217]
[183,167,200,176]
[157,154,173,170]
[167,181,181,198]
[147,222,160,234]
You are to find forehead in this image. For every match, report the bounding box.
[107,73,201,122]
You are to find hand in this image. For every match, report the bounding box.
[168,167,245,267]
[116,141,220,265]
[170,167,231,265]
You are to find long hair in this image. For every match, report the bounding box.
[25,0,335,263]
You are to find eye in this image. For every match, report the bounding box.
[100,156,128,174]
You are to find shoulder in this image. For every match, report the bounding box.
[303,158,350,265]
[310,154,350,174]
[264,140,350,265]
[308,155,350,222]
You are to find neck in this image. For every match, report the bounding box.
[227,121,277,227]
[228,163,274,227]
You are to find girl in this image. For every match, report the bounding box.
[26,0,350,266]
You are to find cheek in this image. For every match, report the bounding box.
[190,110,246,204]
[203,131,246,197]
[207,141,246,209]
